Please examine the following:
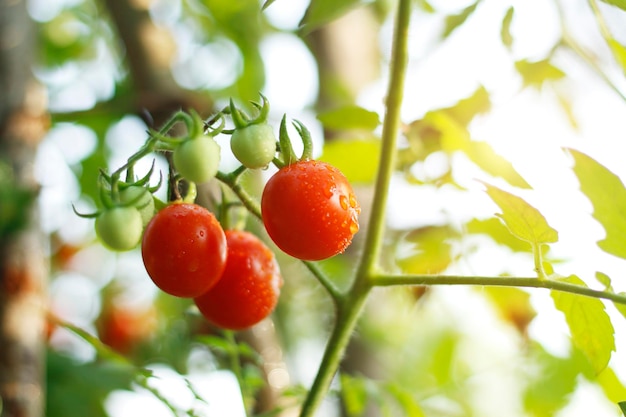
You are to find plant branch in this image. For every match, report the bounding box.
[297,0,413,415]
[370,273,626,305]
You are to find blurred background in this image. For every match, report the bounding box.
[2,0,626,416]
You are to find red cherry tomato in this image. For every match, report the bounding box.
[194,230,283,330]
[141,203,227,298]
[261,160,360,261]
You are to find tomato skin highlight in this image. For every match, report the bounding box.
[261,160,360,261]
[141,203,227,298]
[194,230,282,330]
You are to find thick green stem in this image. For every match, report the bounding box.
[369,274,626,305]
[297,0,412,415]
[356,0,410,278]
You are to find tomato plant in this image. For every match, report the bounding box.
[230,123,277,169]
[261,159,361,261]
[173,135,221,184]
[95,206,143,251]
[119,185,155,226]
[141,203,227,298]
[194,230,283,330]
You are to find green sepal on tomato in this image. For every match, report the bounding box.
[141,202,227,298]
[261,117,361,261]
[194,229,283,330]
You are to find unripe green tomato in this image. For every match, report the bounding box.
[119,185,155,227]
[173,135,221,183]
[96,206,143,251]
[230,123,277,169]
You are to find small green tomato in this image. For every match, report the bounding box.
[173,135,221,183]
[230,123,277,169]
[119,185,155,227]
[96,206,143,251]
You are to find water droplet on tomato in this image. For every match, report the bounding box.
[349,217,359,234]
[349,194,358,209]
[339,195,349,210]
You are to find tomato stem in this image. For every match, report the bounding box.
[298,0,412,415]
[369,273,626,305]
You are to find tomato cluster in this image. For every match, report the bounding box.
[80,95,361,330]
[140,203,282,330]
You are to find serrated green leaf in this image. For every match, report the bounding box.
[442,1,480,39]
[569,148,626,259]
[500,7,514,49]
[466,141,531,189]
[551,275,615,374]
[320,138,380,184]
[600,0,626,11]
[442,85,491,126]
[299,0,362,32]
[515,58,565,88]
[481,182,558,245]
[317,105,380,131]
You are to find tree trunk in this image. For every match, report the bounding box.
[0,1,50,416]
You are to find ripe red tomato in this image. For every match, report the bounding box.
[141,203,227,298]
[194,230,283,330]
[97,305,157,354]
[261,160,360,261]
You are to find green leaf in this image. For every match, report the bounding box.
[395,226,456,274]
[620,401,626,415]
[596,271,613,291]
[300,0,362,32]
[340,373,369,416]
[500,7,514,50]
[384,383,426,417]
[599,0,626,11]
[320,138,380,184]
[524,342,592,417]
[47,350,134,417]
[317,105,380,131]
[465,140,531,189]
[551,275,615,374]
[515,58,565,88]
[442,1,480,39]
[568,148,626,259]
[609,39,626,74]
[466,217,532,252]
[442,85,491,126]
[483,287,536,333]
[481,182,558,245]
